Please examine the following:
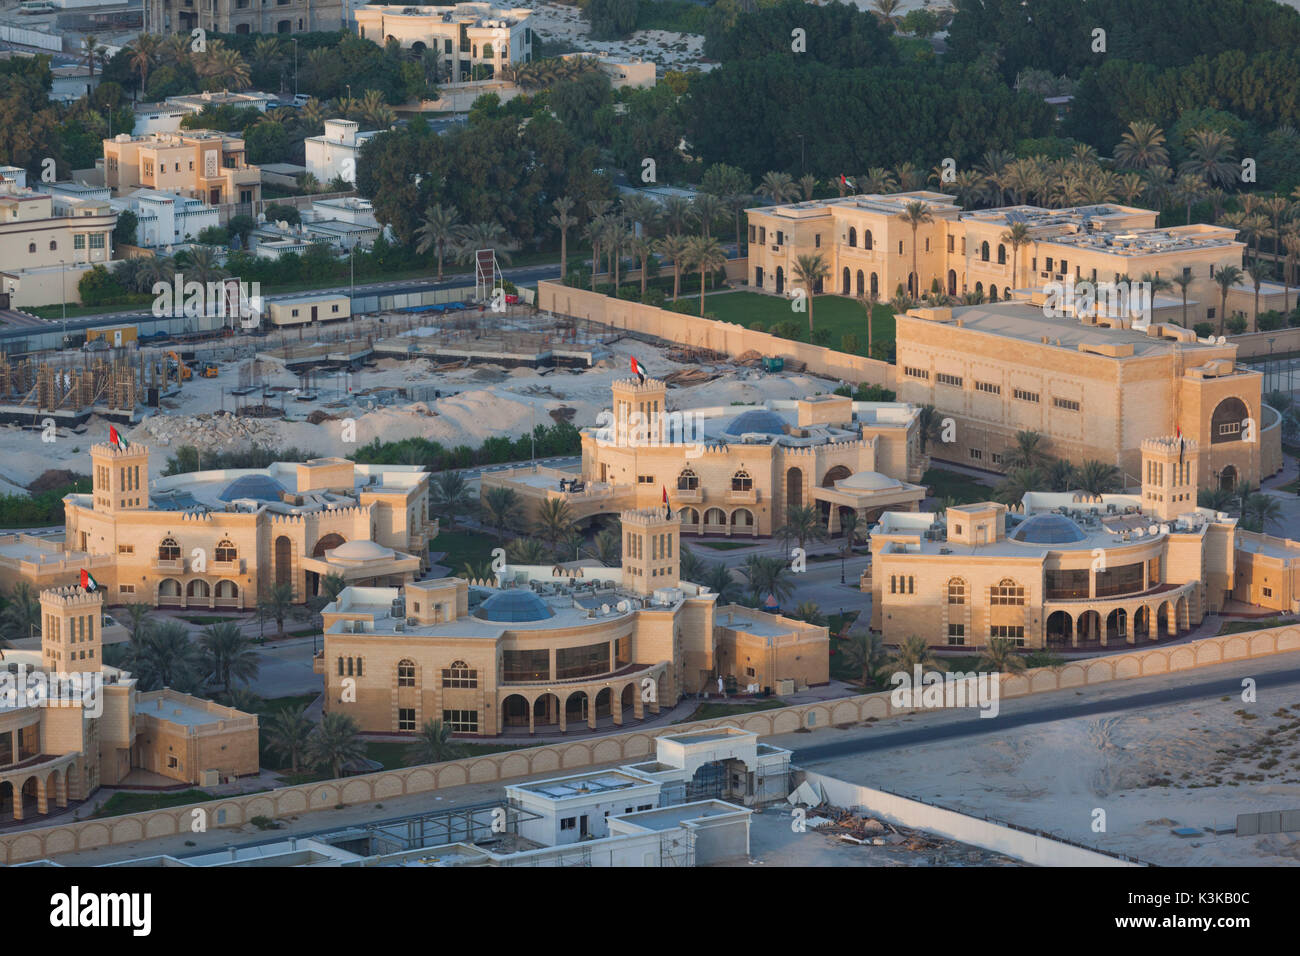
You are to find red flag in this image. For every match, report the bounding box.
[630,356,646,384]
[662,484,672,519]
[80,568,98,592]
[108,425,127,450]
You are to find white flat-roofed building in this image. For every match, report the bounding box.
[305,119,382,187]
[115,188,221,247]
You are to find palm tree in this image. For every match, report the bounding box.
[797,174,818,201]
[656,234,690,301]
[582,215,608,290]
[1005,430,1051,471]
[994,467,1046,504]
[916,404,945,455]
[620,193,659,237]
[1181,128,1238,189]
[1171,173,1205,224]
[0,582,40,648]
[840,624,890,687]
[306,712,365,779]
[182,245,227,284]
[533,497,575,554]
[897,201,933,299]
[687,235,727,317]
[999,221,1031,290]
[414,204,462,280]
[132,620,204,692]
[894,162,926,191]
[659,195,692,233]
[591,527,621,566]
[265,705,313,774]
[505,537,550,565]
[701,561,743,604]
[405,718,464,765]
[1243,493,1283,533]
[679,544,706,583]
[1113,120,1169,170]
[550,196,577,280]
[889,635,948,674]
[257,582,295,637]
[127,33,161,98]
[198,622,259,692]
[977,638,1026,673]
[630,235,655,300]
[1075,459,1121,495]
[1046,458,1076,492]
[481,486,523,536]
[1198,486,1236,511]
[691,193,725,239]
[756,170,798,204]
[791,252,829,333]
[1171,271,1195,327]
[81,34,106,78]
[776,503,828,554]
[1214,265,1244,335]
[1282,229,1300,315]
[1246,262,1267,332]
[430,470,474,527]
[456,221,518,266]
[792,601,826,626]
[740,555,795,606]
[838,509,863,554]
[858,167,898,195]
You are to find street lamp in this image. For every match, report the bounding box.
[1268,337,1276,395]
[60,259,67,347]
[292,38,298,97]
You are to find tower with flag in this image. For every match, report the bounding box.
[1141,434,1198,521]
[91,436,151,514]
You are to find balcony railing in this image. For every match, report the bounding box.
[152,557,184,573]
[674,488,703,504]
[726,488,759,505]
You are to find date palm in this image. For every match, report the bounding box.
[456,221,518,266]
[1281,229,1300,315]
[841,624,889,688]
[898,200,933,299]
[687,235,727,316]
[857,167,897,195]
[1246,262,1267,332]
[757,170,798,204]
[257,582,294,637]
[265,705,312,774]
[505,537,550,565]
[533,497,576,554]
[620,193,659,237]
[792,252,829,333]
[701,562,743,604]
[1113,120,1168,171]
[871,0,904,29]
[890,635,948,675]
[591,527,622,566]
[549,196,577,280]
[405,719,464,765]
[691,193,725,239]
[182,245,227,284]
[740,554,795,606]
[306,712,365,780]
[430,470,474,527]
[1005,430,1051,470]
[630,235,655,299]
[127,33,161,96]
[482,486,524,536]
[655,234,690,301]
[978,637,1026,673]
[776,503,828,554]
[81,34,105,78]
[999,221,1031,290]
[198,622,259,692]
[1181,128,1238,189]
[659,195,692,234]
[1213,265,1243,336]
[1075,459,1121,495]
[414,203,462,280]
[582,215,609,289]
[1171,271,1194,327]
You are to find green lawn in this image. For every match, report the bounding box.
[1218,617,1296,636]
[94,789,219,818]
[429,529,499,573]
[922,467,997,504]
[178,615,244,625]
[695,291,896,355]
[697,540,753,551]
[675,698,786,723]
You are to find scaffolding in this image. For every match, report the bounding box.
[474,248,502,303]
[0,354,138,415]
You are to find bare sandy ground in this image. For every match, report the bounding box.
[0,334,842,492]
[770,653,1300,866]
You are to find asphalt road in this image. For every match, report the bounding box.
[791,658,1300,764]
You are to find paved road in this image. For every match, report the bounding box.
[790,655,1300,765]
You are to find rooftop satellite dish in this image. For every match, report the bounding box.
[600,604,610,615]
[1148,524,1159,536]
[1217,336,1226,345]
[616,600,629,613]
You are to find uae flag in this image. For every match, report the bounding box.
[1176,424,1184,464]
[80,569,98,592]
[662,485,672,520]
[108,425,128,451]
[630,356,647,385]
[840,174,855,190]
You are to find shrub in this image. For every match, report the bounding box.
[1194,321,1214,338]
[1258,309,1285,331]
[1227,315,1248,335]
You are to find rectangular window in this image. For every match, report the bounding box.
[975,381,1000,394]
[991,452,1003,465]
[936,373,962,388]
[947,235,954,253]
[442,709,478,733]
[1052,397,1080,412]
[117,544,134,554]
[904,366,929,380]
[637,475,655,484]
[1219,421,1241,438]
[990,624,1025,646]
[503,648,549,682]
[1013,388,1040,403]
[119,584,135,594]
[990,583,1025,605]
[814,234,821,248]
[561,817,576,831]
[398,708,415,731]
[441,664,478,688]
[1263,586,1273,598]
[74,234,86,250]
[969,448,983,461]
[947,624,965,646]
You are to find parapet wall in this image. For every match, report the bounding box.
[2,623,1296,863]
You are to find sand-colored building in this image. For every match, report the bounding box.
[0,587,257,823]
[316,508,829,736]
[102,131,261,208]
[867,434,1300,650]
[483,378,927,538]
[746,194,1255,324]
[894,299,1279,487]
[0,442,435,609]
[141,0,346,37]
[356,4,532,80]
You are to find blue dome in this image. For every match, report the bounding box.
[218,474,288,502]
[725,409,787,436]
[474,589,555,623]
[1010,513,1087,544]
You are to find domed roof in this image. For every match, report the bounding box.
[838,470,901,492]
[218,474,287,502]
[474,589,555,623]
[1010,513,1087,544]
[724,409,787,436]
[328,540,394,561]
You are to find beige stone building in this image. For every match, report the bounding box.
[5,441,435,609]
[317,508,829,736]
[0,587,257,824]
[103,131,262,209]
[0,170,117,308]
[483,378,927,538]
[141,0,346,37]
[868,434,1300,650]
[894,300,1281,488]
[746,194,1253,324]
[356,4,532,81]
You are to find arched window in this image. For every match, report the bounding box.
[997,244,1006,265]
[848,226,857,248]
[989,285,999,302]
[354,657,363,677]
[337,656,345,676]
[990,578,1025,605]
[947,578,966,604]
[677,468,698,490]
[980,241,989,261]
[1210,397,1249,444]
[215,539,237,562]
[49,240,57,251]
[397,659,416,687]
[863,230,873,250]
[442,660,478,688]
[28,242,36,254]
[731,469,752,491]
[158,537,180,561]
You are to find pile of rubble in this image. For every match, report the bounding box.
[132,412,283,449]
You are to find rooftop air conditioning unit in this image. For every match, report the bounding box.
[394,621,405,632]
[407,616,418,626]
[352,621,365,633]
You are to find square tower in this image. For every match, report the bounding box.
[41,585,104,673]
[1142,435,1198,521]
[608,377,667,449]
[90,440,151,513]
[621,507,680,596]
